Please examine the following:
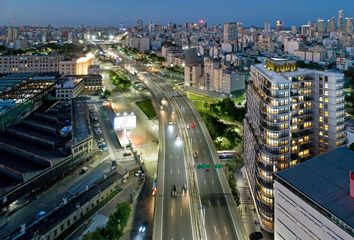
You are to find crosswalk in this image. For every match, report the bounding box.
[142,153,158,162]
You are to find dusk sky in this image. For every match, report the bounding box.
[0,0,354,27]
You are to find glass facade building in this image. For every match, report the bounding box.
[243,58,346,232]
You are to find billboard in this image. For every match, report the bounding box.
[114,112,136,131]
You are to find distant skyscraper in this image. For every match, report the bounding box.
[6,26,17,44]
[223,22,238,43]
[327,17,336,33]
[291,26,298,34]
[338,9,345,32]
[301,25,311,36]
[136,19,143,31]
[264,21,271,32]
[317,19,325,33]
[243,58,346,232]
[276,20,282,32]
[346,17,353,34]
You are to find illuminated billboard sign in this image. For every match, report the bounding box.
[114,112,136,131]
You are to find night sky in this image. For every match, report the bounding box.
[0,0,353,27]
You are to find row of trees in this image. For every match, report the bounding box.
[109,70,131,92]
[0,43,86,57]
[83,202,131,240]
[344,69,354,115]
[200,112,242,150]
[206,98,246,122]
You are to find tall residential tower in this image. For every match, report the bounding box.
[243,58,346,232]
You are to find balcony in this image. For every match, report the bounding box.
[257,176,273,189]
[257,159,274,172]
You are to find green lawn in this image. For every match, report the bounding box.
[231,94,246,105]
[186,91,220,103]
[136,99,156,119]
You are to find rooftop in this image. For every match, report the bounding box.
[275,147,354,230]
[72,98,91,144]
[56,77,83,89]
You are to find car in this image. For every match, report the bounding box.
[134,170,143,177]
[249,231,263,240]
[139,225,146,233]
[94,127,102,134]
[193,151,198,158]
[171,184,177,197]
[168,121,173,125]
[160,97,166,105]
[176,135,181,141]
[138,222,148,233]
[91,116,98,121]
[140,173,145,179]
[93,122,100,128]
[100,146,108,152]
[183,183,187,195]
[98,142,106,148]
[97,137,105,143]
[123,152,132,157]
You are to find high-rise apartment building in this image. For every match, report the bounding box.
[243,58,346,232]
[327,17,336,33]
[317,19,325,34]
[223,22,238,43]
[6,26,18,43]
[346,17,353,34]
[338,9,345,32]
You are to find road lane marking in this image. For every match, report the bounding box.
[224,226,228,235]
[200,139,202,143]
[170,154,172,158]
[214,225,218,235]
[217,200,220,206]
[176,154,179,159]
[204,179,206,185]
[211,179,214,185]
[177,169,180,175]
[171,169,173,174]
[208,200,211,207]
[171,208,173,216]
[180,208,183,216]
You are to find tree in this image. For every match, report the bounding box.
[203,101,209,109]
[219,98,235,115]
[349,143,354,151]
[83,202,131,240]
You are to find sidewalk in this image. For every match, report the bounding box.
[235,167,273,240]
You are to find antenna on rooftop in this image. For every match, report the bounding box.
[12,9,16,26]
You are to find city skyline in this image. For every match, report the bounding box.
[0,0,354,27]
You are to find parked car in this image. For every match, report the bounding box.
[94,128,102,135]
[123,152,132,157]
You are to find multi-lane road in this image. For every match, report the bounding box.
[143,76,194,240]
[101,45,247,240]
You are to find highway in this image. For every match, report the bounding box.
[144,78,194,240]
[156,80,245,240]
[99,44,247,240]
